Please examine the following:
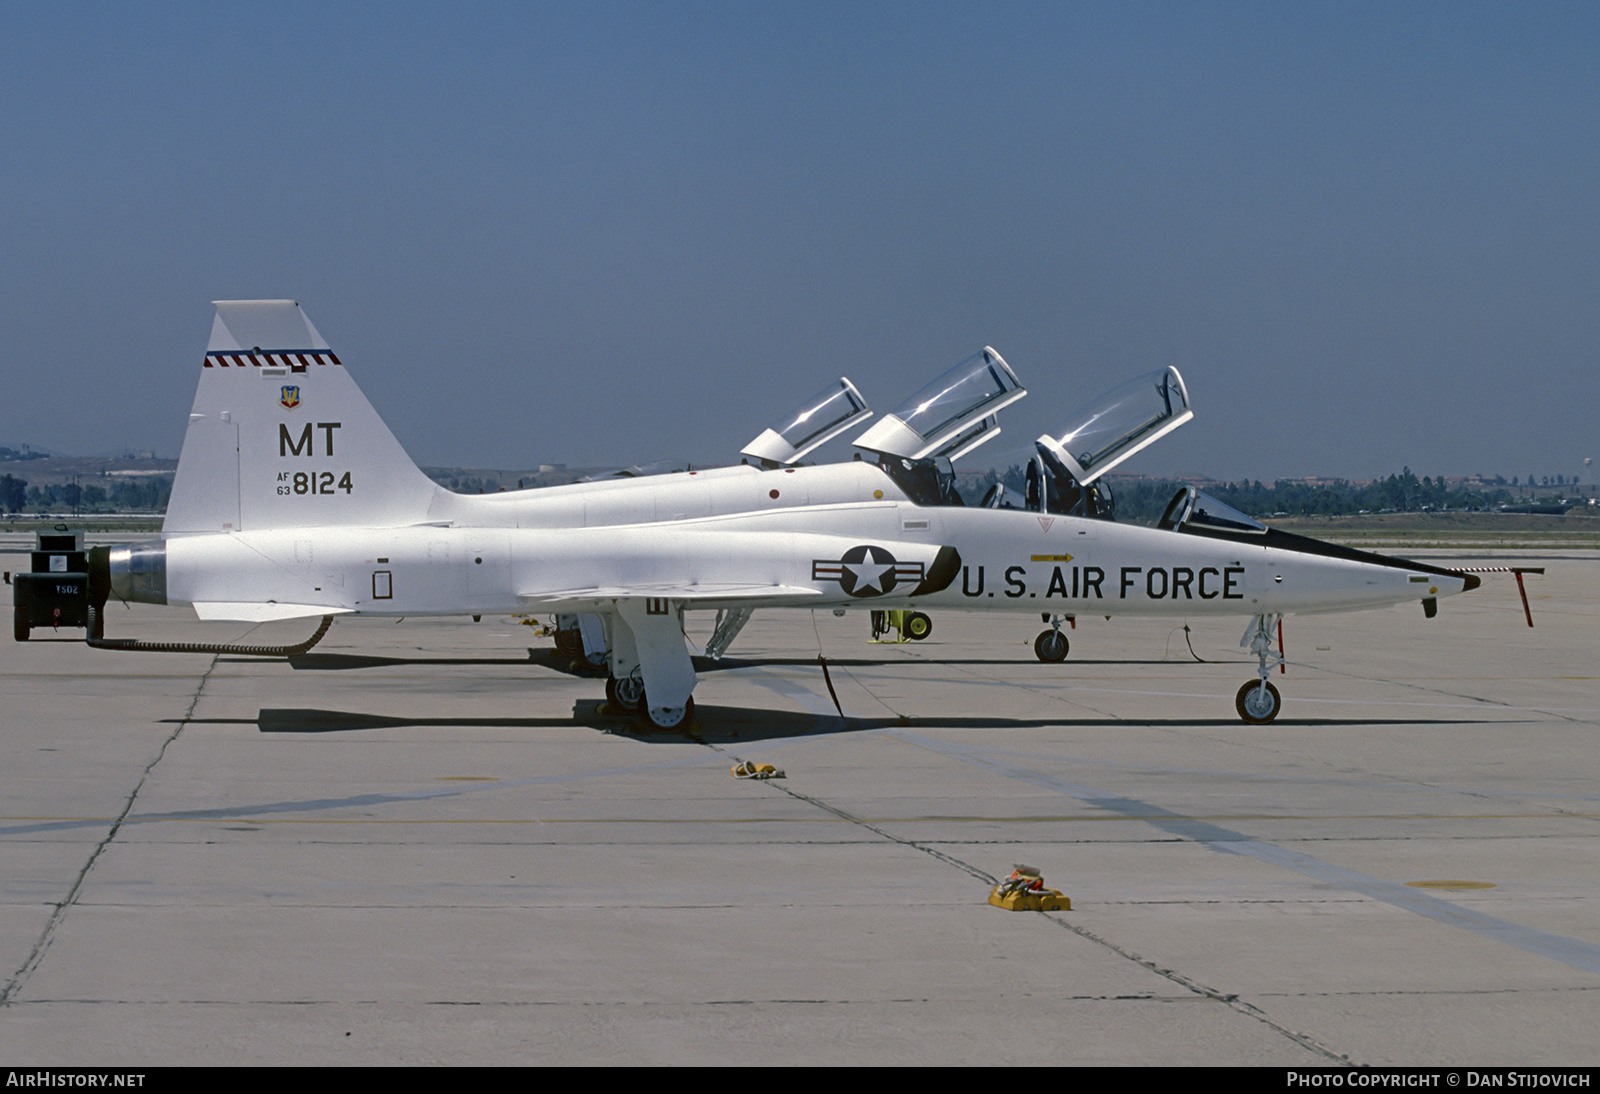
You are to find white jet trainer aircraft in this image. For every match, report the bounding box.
[95,300,1479,729]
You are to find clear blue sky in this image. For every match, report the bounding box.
[2,2,1595,482]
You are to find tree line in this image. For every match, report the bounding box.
[1,474,172,515]
[959,466,1538,524]
[1,464,1577,521]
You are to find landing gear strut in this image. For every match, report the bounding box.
[1236,613,1284,724]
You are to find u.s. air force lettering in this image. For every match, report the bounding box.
[960,563,1245,600]
[813,545,925,597]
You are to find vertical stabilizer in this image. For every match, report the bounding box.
[164,301,442,534]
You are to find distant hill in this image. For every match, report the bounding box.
[0,455,176,486]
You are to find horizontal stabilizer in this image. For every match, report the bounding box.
[192,602,355,622]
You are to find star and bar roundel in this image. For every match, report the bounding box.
[812,545,925,598]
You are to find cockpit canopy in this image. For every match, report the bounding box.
[977,366,1193,520]
[853,348,1025,461]
[742,377,872,466]
[1036,366,1191,486]
[1158,486,1266,533]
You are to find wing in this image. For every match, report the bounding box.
[513,529,959,613]
[519,583,821,609]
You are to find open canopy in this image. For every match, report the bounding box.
[853,348,1025,460]
[742,377,872,465]
[1036,366,1192,485]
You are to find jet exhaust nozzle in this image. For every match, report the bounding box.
[105,543,168,605]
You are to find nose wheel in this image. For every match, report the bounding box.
[1034,613,1072,662]
[1235,679,1281,724]
[1236,613,1285,723]
[1033,629,1068,662]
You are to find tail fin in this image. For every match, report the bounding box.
[164,300,442,534]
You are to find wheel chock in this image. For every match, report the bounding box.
[731,760,784,780]
[988,864,1070,912]
[988,887,1070,912]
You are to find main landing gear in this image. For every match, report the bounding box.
[554,613,608,667]
[1033,613,1073,662]
[639,695,694,730]
[605,600,699,732]
[606,671,694,730]
[605,672,644,713]
[1236,613,1284,724]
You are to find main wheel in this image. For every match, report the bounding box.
[904,612,933,640]
[1235,679,1282,724]
[605,674,645,713]
[1034,629,1068,662]
[637,695,694,731]
[14,607,28,643]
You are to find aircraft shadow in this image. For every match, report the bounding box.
[701,654,1209,671]
[254,707,580,733]
[282,648,1222,676]
[284,652,554,671]
[670,711,1502,743]
[211,705,1494,744]
[244,703,856,739]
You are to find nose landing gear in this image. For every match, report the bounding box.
[1236,679,1281,724]
[1033,613,1073,662]
[1034,629,1068,662]
[1237,613,1284,724]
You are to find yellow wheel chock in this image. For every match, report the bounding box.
[988,864,1070,911]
